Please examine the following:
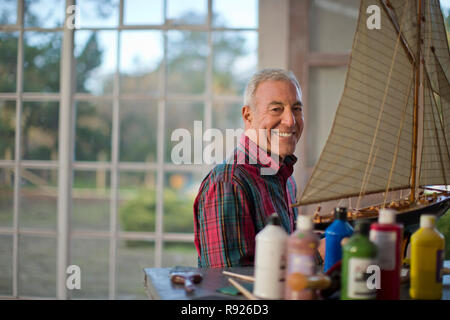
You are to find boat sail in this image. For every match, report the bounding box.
[293,0,450,225]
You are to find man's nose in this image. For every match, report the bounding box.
[281,108,296,127]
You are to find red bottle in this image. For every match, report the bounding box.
[369,208,403,300]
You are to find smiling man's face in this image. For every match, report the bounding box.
[243,80,304,159]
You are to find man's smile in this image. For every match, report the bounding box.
[272,130,295,138]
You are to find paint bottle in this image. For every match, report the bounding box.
[324,207,354,272]
[369,208,403,300]
[409,214,445,300]
[341,220,378,300]
[284,215,319,300]
[253,213,288,299]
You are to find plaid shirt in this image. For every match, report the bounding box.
[193,133,299,268]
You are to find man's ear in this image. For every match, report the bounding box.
[242,105,253,128]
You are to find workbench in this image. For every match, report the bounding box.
[143,261,450,300]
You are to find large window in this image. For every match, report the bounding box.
[0,0,258,299]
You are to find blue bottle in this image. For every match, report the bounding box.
[324,207,354,272]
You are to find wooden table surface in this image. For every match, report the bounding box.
[143,261,450,300]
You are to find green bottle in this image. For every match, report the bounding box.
[341,220,378,300]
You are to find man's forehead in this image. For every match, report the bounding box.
[255,80,302,102]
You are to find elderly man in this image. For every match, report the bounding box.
[193,68,304,268]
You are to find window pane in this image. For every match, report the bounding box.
[72,170,110,231]
[70,238,109,299]
[120,100,158,163]
[165,101,204,163]
[164,171,203,233]
[23,32,62,93]
[124,0,163,25]
[167,31,208,95]
[212,101,243,161]
[0,234,12,295]
[75,100,112,162]
[75,31,117,95]
[0,100,15,159]
[19,168,58,229]
[0,0,17,25]
[213,31,257,95]
[213,0,258,29]
[19,235,57,297]
[307,67,347,166]
[116,239,154,299]
[118,171,156,233]
[212,101,242,132]
[167,0,207,25]
[22,101,59,161]
[77,0,119,28]
[119,31,163,95]
[162,242,197,267]
[309,0,359,53]
[0,32,18,92]
[0,168,14,227]
[24,0,65,28]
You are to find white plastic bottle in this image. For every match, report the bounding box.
[253,213,288,299]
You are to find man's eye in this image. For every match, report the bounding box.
[271,107,282,112]
[293,107,302,112]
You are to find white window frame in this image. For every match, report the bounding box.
[0,0,286,300]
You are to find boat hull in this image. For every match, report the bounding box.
[313,195,450,231]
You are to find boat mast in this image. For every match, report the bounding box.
[410,0,423,203]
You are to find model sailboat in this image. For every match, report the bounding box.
[293,0,450,227]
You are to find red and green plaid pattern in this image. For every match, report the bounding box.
[193,134,298,268]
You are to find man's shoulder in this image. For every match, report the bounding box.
[203,161,241,185]
[198,159,259,193]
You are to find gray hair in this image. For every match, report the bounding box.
[243,68,302,108]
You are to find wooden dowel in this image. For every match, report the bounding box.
[228,278,258,300]
[222,271,255,282]
[421,186,450,194]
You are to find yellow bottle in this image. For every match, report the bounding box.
[409,215,445,299]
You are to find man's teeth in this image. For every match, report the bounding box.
[275,132,293,137]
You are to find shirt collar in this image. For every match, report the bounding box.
[236,133,297,178]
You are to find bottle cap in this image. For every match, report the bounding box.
[354,220,371,236]
[420,214,435,228]
[297,215,313,231]
[267,213,281,226]
[334,207,347,221]
[378,208,396,224]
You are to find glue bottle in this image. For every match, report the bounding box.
[253,213,288,299]
[284,215,319,300]
[409,214,445,300]
[324,207,354,272]
[341,220,378,300]
[369,208,403,300]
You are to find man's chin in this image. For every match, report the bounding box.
[276,149,295,161]
[276,144,296,157]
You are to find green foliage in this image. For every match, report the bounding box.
[0,29,109,162]
[21,102,59,159]
[0,32,17,92]
[119,188,194,247]
[119,106,157,163]
[436,209,450,259]
[164,188,196,233]
[0,102,15,157]
[23,32,61,92]
[75,33,103,93]
[119,189,157,233]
